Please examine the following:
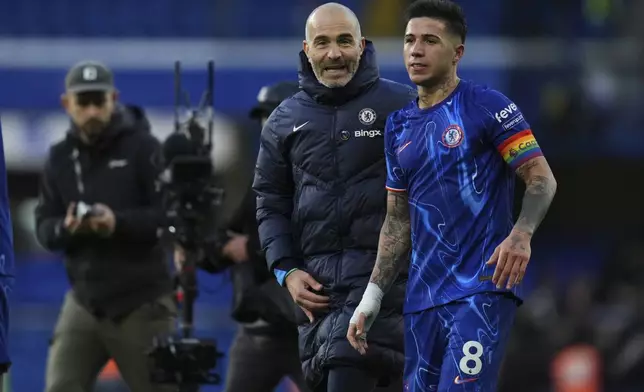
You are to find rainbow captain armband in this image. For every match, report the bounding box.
[497,129,543,170]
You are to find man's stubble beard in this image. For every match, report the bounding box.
[313,52,362,89]
[79,118,109,142]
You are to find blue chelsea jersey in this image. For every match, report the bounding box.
[385,80,543,313]
[0,119,15,365]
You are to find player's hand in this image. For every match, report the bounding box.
[486,229,531,289]
[63,202,89,235]
[347,298,381,355]
[88,203,116,237]
[284,269,329,323]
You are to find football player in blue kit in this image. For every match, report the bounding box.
[347,1,557,391]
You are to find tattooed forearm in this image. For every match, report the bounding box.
[370,192,412,292]
[514,158,557,235]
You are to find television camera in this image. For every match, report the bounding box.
[147,60,224,392]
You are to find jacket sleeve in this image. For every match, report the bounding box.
[34,154,74,251]
[252,116,302,279]
[235,185,271,281]
[200,185,270,279]
[112,134,164,243]
[197,235,233,274]
[227,185,251,234]
[227,184,263,262]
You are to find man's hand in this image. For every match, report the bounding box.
[347,283,384,355]
[174,245,185,272]
[88,203,116,237]
[486,229,532,289]
[63,202,89,234]
[284,270,329,323]
[173,244,203,272]
[222,234,249,263]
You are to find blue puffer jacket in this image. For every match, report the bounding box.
[253,41,416,387]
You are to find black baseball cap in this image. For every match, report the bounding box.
[65,60,115,93]
[249,81,300,120]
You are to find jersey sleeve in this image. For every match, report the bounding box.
[384,114,407,192]
[477,89,543,171]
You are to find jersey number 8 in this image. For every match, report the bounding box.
[459,341,484,375]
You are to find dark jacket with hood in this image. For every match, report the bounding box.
[253,41,417,386]
[35,104,173,321]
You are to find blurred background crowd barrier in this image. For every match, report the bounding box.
[1,0,643,390]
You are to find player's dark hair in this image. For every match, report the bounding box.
[405,0,467,44]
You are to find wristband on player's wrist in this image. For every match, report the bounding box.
[284,268,298,281]
[363,282,385,303]
[274,267,300,286]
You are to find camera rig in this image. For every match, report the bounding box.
[148,60,224,392]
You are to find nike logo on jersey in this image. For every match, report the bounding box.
[292,121,309,133]
[454,376,478,385]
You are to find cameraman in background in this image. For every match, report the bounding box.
[35,61,176,392]
[175,81,308,392]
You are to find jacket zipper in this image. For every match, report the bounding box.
[71,148,85,196]
[331,107,342,287]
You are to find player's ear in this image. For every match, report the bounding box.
[303,40,309,56]
[359,37,366,55]
[453,44,465,65]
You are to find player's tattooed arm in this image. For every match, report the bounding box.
[370,191,412,292]
[514,156,557,236]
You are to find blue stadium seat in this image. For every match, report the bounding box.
[0,0,368,38]
[4,0,607,38]
[0,0,218,37]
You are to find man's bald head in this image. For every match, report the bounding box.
[302,2,365,88]
[305,2,361,43]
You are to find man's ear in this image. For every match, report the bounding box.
[453,44,465,65]
[303,40,309,56]
[359,37,366,55]
[61,93,70,110]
